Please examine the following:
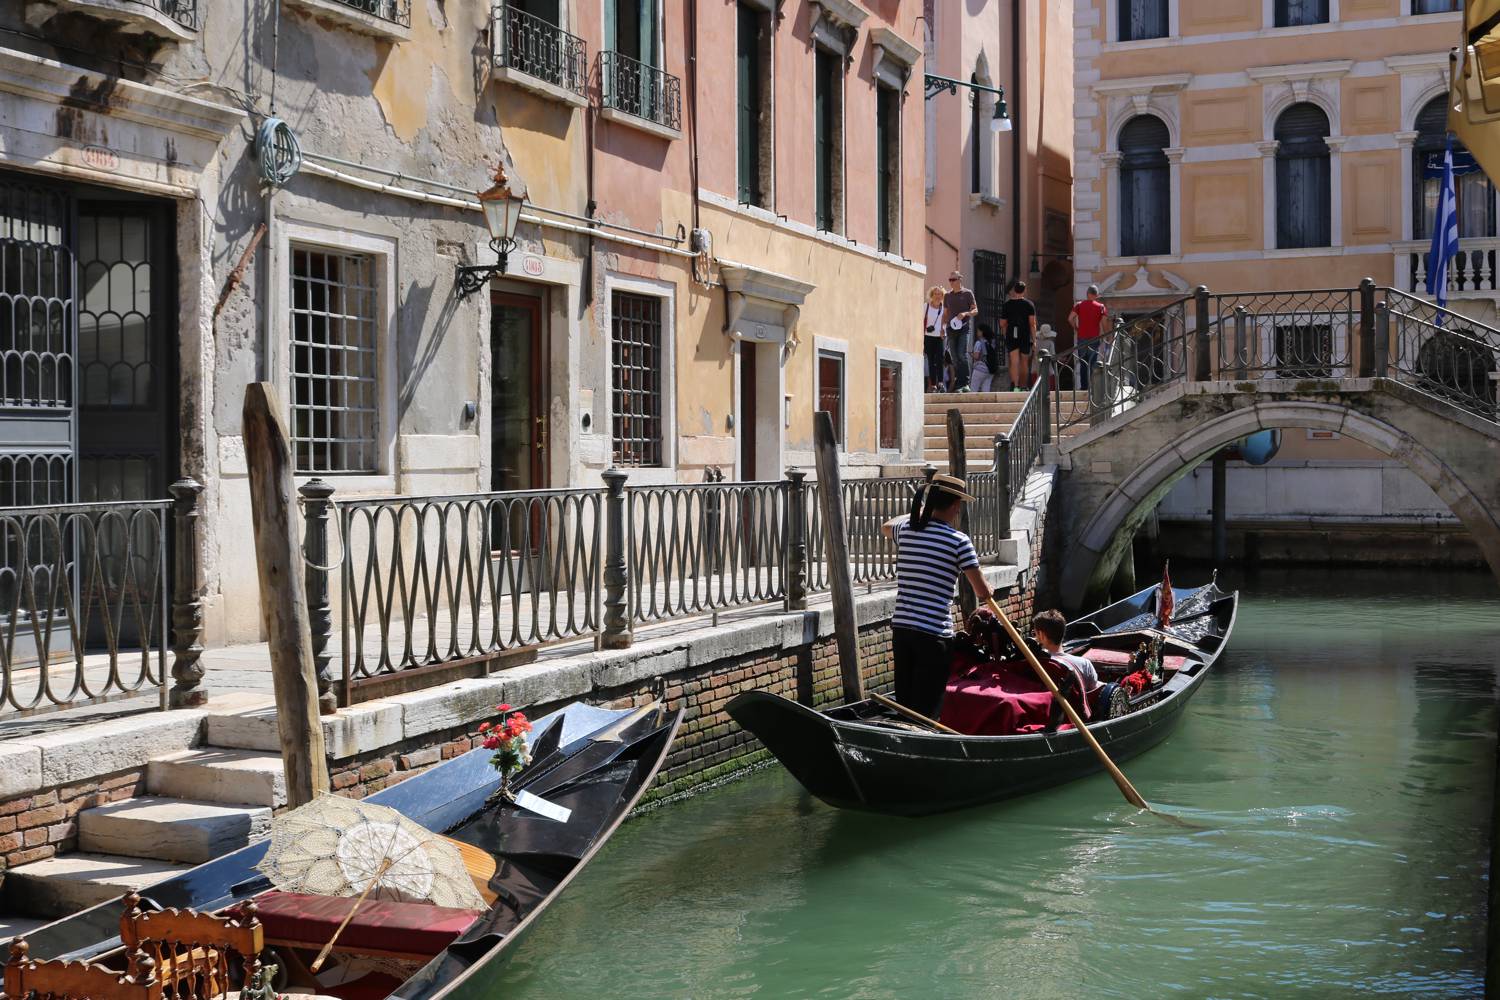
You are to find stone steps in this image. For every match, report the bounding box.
[77,796,271,865]
[147,748,287,808]
[2,853,195,919]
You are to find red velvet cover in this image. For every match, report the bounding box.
[251,891,481,957]
[940,660,1058,736]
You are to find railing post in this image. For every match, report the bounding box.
[785,468,808,611]
[1193,285,1212,382]
[168,477,206,708]
[1233,306,1249,381]
[601,468,633,649]
[1358,277,1376,377]
[1038,349,1054,444]
[996,436,1012,541]
[298,478,337,714]
[1374,300,1391,378]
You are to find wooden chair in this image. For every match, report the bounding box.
[3,939,158,1000]
[119,893,264,1000]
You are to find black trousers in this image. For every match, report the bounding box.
[923,337,945,387]
[892,627,953,720]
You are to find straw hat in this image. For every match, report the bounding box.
[928,474,976,503]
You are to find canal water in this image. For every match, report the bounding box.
[487,569,1499,999]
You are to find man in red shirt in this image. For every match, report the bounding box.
[1067,284,1109,390]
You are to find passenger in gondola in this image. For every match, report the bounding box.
[1033,609,1101,710]
[881,475,995,719]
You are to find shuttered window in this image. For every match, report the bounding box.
[1274,0,1328,26]
[736,3,769,207]
[876,84,900,254]
[1119,0,1167,40]
[815,47,843,233]
[1119,115,1171,257]
[1413,96,1495,239]
[1275,103,1332,250]
[817,351,844,447]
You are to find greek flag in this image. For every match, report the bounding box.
[1426,135,1460,312]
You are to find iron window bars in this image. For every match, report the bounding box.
[611,291,664,468]
[493,2,588,99]
[599,50,683,132]
[289,246,381,475]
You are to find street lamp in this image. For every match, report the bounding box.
[924,73,1013,133]
[456,164,525,299]
[991,97,1012,133]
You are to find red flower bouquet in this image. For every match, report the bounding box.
[479,703,533,799]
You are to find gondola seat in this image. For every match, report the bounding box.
[248,892,483,962]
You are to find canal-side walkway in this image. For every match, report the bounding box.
[0,466,1057,926]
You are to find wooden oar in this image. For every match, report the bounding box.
[984,597,1158,814]
[870,691,960,735]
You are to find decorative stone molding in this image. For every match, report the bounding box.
[31,0,195,40]
[719,260,816,362]
[1092,73,1193,97]
[871,26,921,89]
[1384,53,1451,75]
[810,0,868,57]
[1245,60,1354,86]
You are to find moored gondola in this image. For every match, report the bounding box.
[728,580,1237,817]
[6,701,682,1000]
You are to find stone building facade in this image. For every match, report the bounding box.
[0,0,932,648]
[1071,0,1468,543]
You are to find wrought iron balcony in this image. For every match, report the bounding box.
[492,3,588,103]
[51,0,198,38]
[323,0,409,26]
[599,51,682,134]
[281,0,410,38]
[147,0,196,29]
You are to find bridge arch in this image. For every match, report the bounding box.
[1058,399,1500,611]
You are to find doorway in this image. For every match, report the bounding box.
[490,291,549,492]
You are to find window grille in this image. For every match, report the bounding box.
[973,250,1007,337]
[289,246,380,474]
[817,350,844,446]
[878,361,900,451]
[611,291,664,467]
[1119,115,1171,257]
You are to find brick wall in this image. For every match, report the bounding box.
[0,773,144,873]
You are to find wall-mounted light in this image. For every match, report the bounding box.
[992,97,1012,133]
[1029,251,1072,275]
[456,164,525,299]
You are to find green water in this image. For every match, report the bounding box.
[483,570,1500,999]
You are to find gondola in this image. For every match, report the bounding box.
[728,580,1238,817]
[7,700,682,1000]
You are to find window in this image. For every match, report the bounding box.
[611,291,664,467]
[878,360,901,451]
[289,246,380,474]
[815,47,843,232]
[1274,324,1333,378]
[1275,103,1332,249]
[1274,0,1328,26]
[737,3,771,207]
[1119,115,1171,257]
[1119,0,1167,41]
[1413,0,1461,10]
[1414,95,1494,239]
[970,74,983,194]
[603,0,680,128]
[494,0,587,98]
[973,250,1007,336]
[817,350,844,446]
[875,83,901,254]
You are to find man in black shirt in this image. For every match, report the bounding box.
[999,281,1038,391]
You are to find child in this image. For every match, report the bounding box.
[881,475,995,718]
[970,324,998,392]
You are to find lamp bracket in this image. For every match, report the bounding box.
[455,237,517,300]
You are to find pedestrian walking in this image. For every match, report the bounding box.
[881,475,995,718]
[1000,280,1037,391]
[1068,284,1109,390]
[970,323,999,392]
[942,270,979,392]
[922,286,946,392]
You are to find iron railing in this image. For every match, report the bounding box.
[321,0,409,26]
[1382,290,1499,420]
[493,3,588,99]
[599,51,682,131]
[141,0,198,30]
[332,489,603,701]
[1048,294,1194,435]
[1208,288,1359,379]
[806,476,925,591]
[0,500,170,716]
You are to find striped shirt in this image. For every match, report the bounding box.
[891,517,979,637]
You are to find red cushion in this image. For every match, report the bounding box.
[1083,648,1188,672]
[252,891,481,957]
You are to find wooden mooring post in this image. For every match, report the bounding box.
[813,410,864,703]
[243,382,331,808]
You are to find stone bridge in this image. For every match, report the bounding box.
[1042,285,1500,611]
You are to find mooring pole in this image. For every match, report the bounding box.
[1211,450,1228,568]
[813,410,864,703]
[244,382,331,808]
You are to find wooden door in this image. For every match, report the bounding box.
[490,292,547,493]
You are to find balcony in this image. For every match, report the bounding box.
[598,51,682,140]
[492,3,588,108]
[1394,238,1500,298]
[282,0,411,40]
[45,0,197,41]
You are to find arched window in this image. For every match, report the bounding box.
[1414,96,1495,240]
[971,73,983,195]
[1274,0,1328,26]
[1275,103,1331,249]
[1119,0,1167,41]
[1119,115,1170,257]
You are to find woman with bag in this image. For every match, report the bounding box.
[922,286,946,391]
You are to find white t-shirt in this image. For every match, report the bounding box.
[924,304,944,339]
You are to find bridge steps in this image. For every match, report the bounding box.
[922,391,1088,470]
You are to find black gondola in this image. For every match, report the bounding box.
[727,581,1238,817]
[7,700,682,1000]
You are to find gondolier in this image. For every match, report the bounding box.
[881,474,995,718]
